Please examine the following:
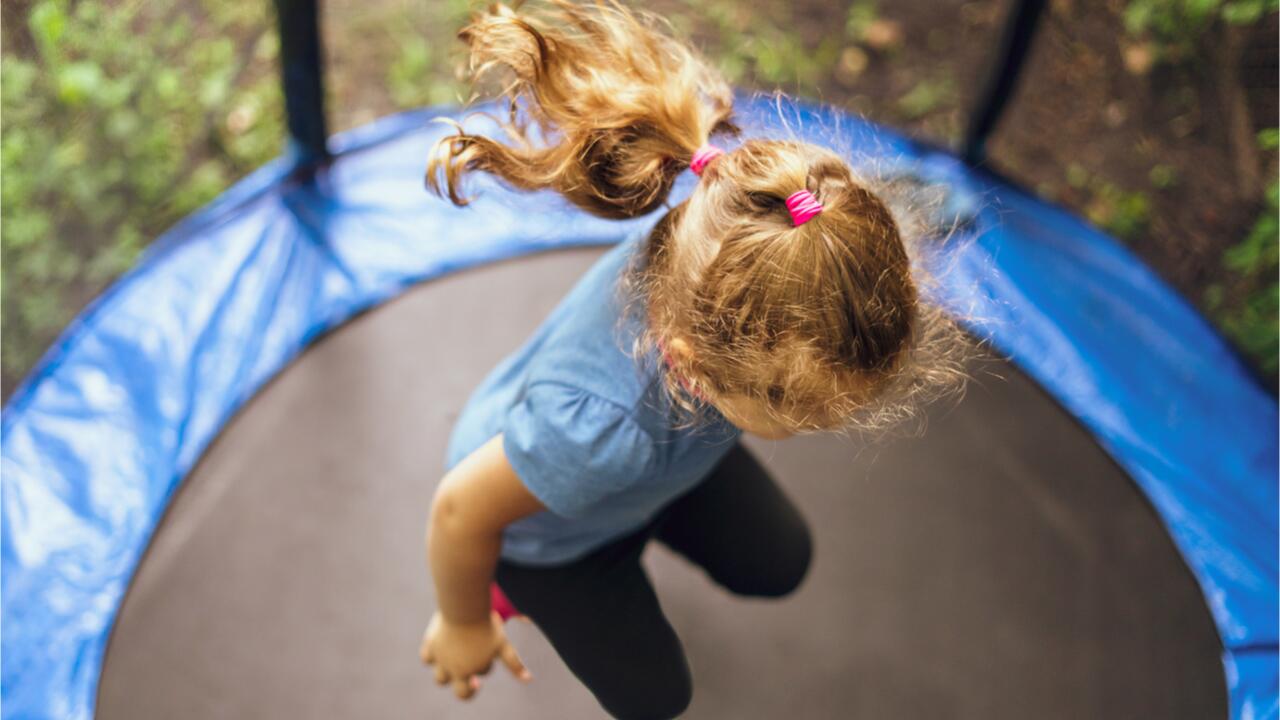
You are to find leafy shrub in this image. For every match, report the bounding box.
[1123,0,1279,60]
[1,0,284,393]
[378,0,471,109]
[1066,164,1153,241]
[1205,131,1279,380]
[670,0,839,88]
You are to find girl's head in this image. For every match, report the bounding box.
[429,0,970,437]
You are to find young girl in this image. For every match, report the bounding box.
[419,2,967,718]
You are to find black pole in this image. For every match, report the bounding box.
[960,0,1048,166]
[274,0,330,166]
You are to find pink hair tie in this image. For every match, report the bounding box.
[689,145,724,177]
[490,582,522,622]
[785,189,824,226]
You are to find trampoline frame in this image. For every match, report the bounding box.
[2,2,1276,718]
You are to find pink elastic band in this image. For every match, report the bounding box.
[689,145,724,176]
[491,582,521,622]
[656,337,708,401]
[785,189,824,226]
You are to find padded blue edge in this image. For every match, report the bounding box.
[2,95,1276,720]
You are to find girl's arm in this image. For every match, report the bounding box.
[429,432,544,622]
[422,433,544,699]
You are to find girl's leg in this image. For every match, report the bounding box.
[494,526,692,720]
[654,442,812,598]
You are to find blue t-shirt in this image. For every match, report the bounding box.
[444,229,742,566]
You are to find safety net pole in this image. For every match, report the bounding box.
[961,0,1048,165]
[274,0,330,167]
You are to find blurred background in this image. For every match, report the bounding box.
[2,0,1277,398]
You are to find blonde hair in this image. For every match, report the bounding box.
[428,0,972,436]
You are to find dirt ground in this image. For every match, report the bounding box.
[985,4,1276,308]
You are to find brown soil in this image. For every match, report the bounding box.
[985,4,1277,306]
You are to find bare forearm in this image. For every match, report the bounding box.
[427,486,502,626]
[425,433,545,627]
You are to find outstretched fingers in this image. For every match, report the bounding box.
[453,675,480,700]
[500,642,533,682]
[420,636,434,665]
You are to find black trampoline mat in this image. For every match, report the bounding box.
[96,246,1226,719]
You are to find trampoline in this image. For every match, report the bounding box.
[3,2,1276,719]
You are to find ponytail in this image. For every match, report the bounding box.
[427,1,736,219]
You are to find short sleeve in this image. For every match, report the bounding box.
[502,381,658,519]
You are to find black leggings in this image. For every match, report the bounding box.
[494,442,813,720]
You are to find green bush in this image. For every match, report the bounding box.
[1203,180,1274,376]
[1,0,284,392]
[670,0,839,88]
[383,0,471,109]
[1123,0,1279,60]
[1205,132,1279,380]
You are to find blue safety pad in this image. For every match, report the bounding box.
[3,95,1276,719]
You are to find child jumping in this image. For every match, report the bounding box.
[420,2,968,718]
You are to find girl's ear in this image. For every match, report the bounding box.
[667,336,694,362]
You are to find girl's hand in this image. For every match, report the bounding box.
[420,610,532,700]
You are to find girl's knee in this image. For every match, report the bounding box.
[759,543,812,598]
[727,525,813,598]
[601,667,692,720]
